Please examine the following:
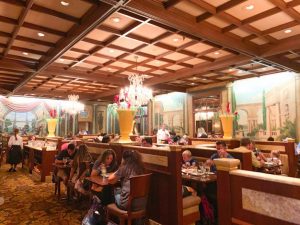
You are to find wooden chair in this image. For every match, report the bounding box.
[106,173,152,225]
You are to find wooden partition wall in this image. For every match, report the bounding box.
[183,146,252,171]
[254,140,297,177]
[109,144,183,225]
[189,138,240,149]
[215,158,300,225]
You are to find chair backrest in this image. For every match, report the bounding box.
[129,173,152,199]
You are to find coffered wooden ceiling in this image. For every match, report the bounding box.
[0,0,299,101]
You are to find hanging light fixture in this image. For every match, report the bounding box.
[119,56,152,108]
[64,94,84,115]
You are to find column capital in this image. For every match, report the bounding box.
[214,158,240,171]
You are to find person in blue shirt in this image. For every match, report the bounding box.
[206,141,234,173]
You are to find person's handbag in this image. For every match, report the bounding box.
[82,196,106,225]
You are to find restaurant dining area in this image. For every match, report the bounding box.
[1,0,300,225]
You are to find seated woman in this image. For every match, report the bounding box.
[69,144,92,195]
[91,149,118,205]
[108,150,145,211]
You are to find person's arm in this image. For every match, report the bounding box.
[8,136,13,148]
[252,152,263,168]
[20,136,23,149]
[108,167,122,184]
[108,171,119,184]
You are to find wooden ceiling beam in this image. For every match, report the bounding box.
[41,65,126,86]
[144,54,251,86]
[22,22,66,37]
[266,55,300,72]
[0,58,36,72]
[269,0,300,23]
[12,0,127,95]
[222,7,281,33]
[5,54,39,64]
[287,0,300,8]
[17,87,95,100]
[3,0,34,57]
[126,0,257,56]
[0,0,26,7]
[0,31,11,38]
[152,83,186,92]
[260,34,300,57]
[10,46,46,56]
[31,4,80,24]
[15,35,56,48]
[0,15,18,25]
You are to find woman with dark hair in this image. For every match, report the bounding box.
[108,150,145,211]
[91,149,118,204]
[69,144,92,194]
[8,128,23,172]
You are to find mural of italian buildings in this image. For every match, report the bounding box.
[233,72,298,141]
[153,92,186,135]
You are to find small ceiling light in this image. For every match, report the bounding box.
[60,1,70,6]
[228,68,234,72]
[191,83,195,85]
[109,49,114,53]
[193,76,197,80]
[173,38,179,42]
[59,58,64,62]
[284,29,292,34]
[37,32,45,37]
[245,4,254,10]
[111,17,121,23]
[202,78,207,80]
[22,52,28,55]
[214,51,220,55]
[238,70,243,74]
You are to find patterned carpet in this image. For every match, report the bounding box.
[0,164,88,225]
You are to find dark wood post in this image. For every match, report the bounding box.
[214,158,240,225]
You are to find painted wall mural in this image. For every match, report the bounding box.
[153,92,186,135]
[233,72,297,140]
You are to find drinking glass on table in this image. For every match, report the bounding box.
[204,165,211,177]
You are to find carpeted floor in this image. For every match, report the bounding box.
[0,163,88,225]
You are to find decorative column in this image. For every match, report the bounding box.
[186,94,193,137]
[295,74,300,141]
[214,158,240,225]
[92,104,97,134]
[147,100,153,135]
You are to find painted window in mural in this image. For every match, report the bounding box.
[4,112,36,134]
[233,72,296,140]
[154,92,186,135]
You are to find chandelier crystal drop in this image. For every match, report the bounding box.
[64,94,84,115]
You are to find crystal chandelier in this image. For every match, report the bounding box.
[64,94,84,115]
[119,56,153,107]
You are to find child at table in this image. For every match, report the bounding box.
[270,150,282,165]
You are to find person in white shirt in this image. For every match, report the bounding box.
[8,128,23,172]
[157,124,170,143]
